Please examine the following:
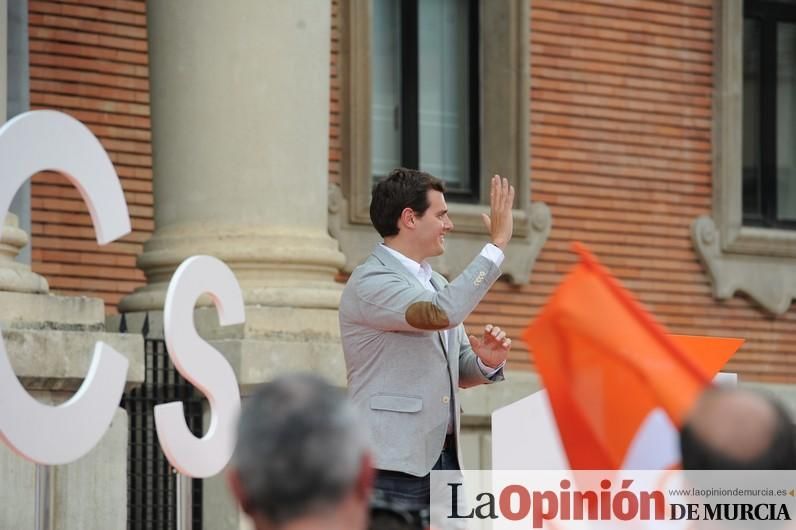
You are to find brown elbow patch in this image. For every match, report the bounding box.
[405,302,450,330]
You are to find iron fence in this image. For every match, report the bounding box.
[120,315,203,530]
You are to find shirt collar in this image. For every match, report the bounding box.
[380,244,433,284]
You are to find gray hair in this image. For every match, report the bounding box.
[232,373,368,524]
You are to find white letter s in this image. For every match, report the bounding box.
[156,255,243,477]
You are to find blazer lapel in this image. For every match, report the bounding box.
[429,275,450,359]
[373,245,451,361]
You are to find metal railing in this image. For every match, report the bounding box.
[120,314,203,530]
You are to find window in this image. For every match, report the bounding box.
[330,0,551,283]
[742,0,796,228]
[371,0,479,200]
[691,0,796,315]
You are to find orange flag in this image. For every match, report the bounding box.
[522,243,743,469]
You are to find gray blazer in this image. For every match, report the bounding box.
[339,244,504,476]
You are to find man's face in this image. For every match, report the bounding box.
[412,189,454,260]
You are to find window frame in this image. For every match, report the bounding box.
[691,0,796,315]
[330,0,551,284]
[375,0,481,201]
[742,0,796,229]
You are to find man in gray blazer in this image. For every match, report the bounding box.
[339,168,515,516]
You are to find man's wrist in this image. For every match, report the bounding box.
[480,243,505,268]
[477,357,505,377]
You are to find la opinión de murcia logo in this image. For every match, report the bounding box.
[446,479,792,528]
[670,503,790,521]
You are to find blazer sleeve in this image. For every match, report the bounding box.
[353,254,501,332]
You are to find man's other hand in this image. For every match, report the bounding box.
[480,175,515,250]
[468,324,511,369]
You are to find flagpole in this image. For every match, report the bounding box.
[34,464,53,530]
[176,471,192,530]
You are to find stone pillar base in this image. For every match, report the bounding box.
[0,401,129,529]
[109,308,345,387]
[108,308,344,530]
[0,292,143,530]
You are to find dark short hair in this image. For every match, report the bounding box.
[232,373,368,524]
[370,168,445,238]
[680,389,796,470]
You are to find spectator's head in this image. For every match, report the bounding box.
[228,373,373,530]
[370,168,451,261]
[680,386,796,469]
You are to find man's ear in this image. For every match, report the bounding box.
[355,452,375,501]
[398,207,415,230]
[226,468,253,515]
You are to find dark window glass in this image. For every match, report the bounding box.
[743,18,763,221]
[743,0,796,228]
[371,0,480,201]
[777,22,796,220]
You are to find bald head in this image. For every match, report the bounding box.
[680,387,796,470]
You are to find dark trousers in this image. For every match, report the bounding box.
[372,435,459,512]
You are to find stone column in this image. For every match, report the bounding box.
[118,0,345,376]
[120,0,342,312]
[114,3,344,528]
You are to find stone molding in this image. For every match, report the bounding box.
[118,225,345,313]
[691,0,796,315]
[692,216,796,315]
[0,217,143,390]
[5,328,144,391]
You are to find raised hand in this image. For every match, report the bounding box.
[481,174,515,250]
[468,324,511,369]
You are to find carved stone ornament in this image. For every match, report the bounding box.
[692,216,796,315]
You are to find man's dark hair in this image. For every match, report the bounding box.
[232,373,368,524]
[680,388,796,470]
[370,168,445,238]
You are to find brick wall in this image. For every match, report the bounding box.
[27,1,796,383]
[466,0,796,382]
[28,0,152,312]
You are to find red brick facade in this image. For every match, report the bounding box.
[27,0,152,311]
[26,0,796,383]
[471,0,717,371]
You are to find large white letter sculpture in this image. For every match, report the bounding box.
[156,256,244,477]
[0,110,131,464]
